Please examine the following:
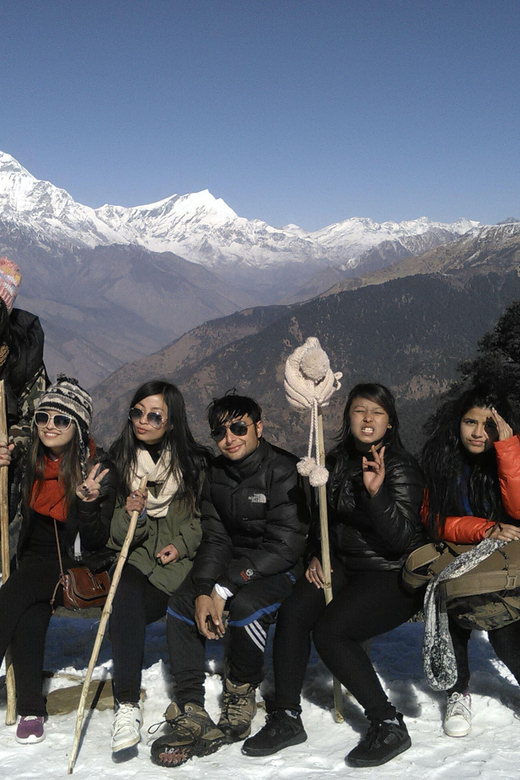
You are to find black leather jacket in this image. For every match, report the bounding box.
[324,440,425,571]
[192,438,310,596]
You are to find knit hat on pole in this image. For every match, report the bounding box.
[0,256,22,313]
[36,374,93,477]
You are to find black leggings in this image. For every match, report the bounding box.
[449,615,520,694]
[273,566,423,723]
[0,556,64,717]
[109,563,170,704]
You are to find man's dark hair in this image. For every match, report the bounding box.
[207,392,262,430]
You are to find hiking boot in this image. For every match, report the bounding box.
[150,702,225,767]
[15,716,45,744]
[218,678,257,742]
[346,713,411,767]
[242,709,307,757]
[111,702,143,752]
[443,692,471,737]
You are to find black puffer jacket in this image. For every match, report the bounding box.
[325,440,425,571]
[192,438,310,597]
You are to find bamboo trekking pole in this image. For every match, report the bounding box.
[317,408,344,723]
[0,380,16,725]
[68,473,148,774]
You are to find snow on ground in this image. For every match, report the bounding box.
[1,616,520,779]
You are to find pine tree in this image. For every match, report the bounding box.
[459,299,520,407]
[423,299,520,437]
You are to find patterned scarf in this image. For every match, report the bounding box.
[131,447,179,518]
[422,537,507,690]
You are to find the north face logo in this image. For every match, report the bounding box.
[248,493,267,504]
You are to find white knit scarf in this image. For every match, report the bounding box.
[131,447,179,518]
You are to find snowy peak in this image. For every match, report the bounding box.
[0,149,482,278]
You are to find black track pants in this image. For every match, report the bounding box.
[166,571,295,709]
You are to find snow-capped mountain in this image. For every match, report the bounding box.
[0,151,480,286]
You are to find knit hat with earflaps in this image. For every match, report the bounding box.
[36,375,93,478]
[0,257,22,313]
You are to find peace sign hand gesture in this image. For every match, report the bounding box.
[362,445,386,497]
[76,463,109,502]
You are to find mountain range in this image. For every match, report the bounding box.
[1,147,518,454]
[0,149,477,300]
[0,150,485,386]
[89,216,520,455]
[90,266,520,456]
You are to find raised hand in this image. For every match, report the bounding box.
[76,463,109,502]
[491,408,514,441]
[362,445,386,497]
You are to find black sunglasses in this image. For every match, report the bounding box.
[210,421,254,442]
[128,407,166,429]
[34,411,73,431]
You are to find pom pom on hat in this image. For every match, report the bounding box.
[0,257,21,313]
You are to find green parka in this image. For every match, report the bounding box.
[108,484,202,595]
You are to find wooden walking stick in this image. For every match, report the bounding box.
[68,474,148,774]
[316,408,344,722]
[284,338,344,722]
[0,380,16,725]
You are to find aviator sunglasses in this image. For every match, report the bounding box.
[34,411,73,430]
[128,407,166,429]
[210,420,255,442]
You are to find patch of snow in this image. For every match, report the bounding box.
[1,617,519,779]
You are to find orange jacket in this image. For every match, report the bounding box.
[422,435,520,543]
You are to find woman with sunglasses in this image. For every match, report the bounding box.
[107,380,210,755]
[0,375,116,744]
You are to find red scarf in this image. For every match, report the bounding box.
[30,455,68,522]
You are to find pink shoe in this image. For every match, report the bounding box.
[16,716,45,744]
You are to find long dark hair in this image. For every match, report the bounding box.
[109,380,210,509]
[421,384,517,539]
[23,425,88,515]
[337,382,403,449]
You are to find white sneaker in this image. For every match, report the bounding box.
[443,692,471,737]
[111,702,143,752]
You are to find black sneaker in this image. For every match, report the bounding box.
[346,713,411,767]
[242,709,307,757]
[150,702,225,767]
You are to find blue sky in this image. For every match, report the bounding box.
[1,0,519,230]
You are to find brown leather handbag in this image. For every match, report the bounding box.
[52,519,111,611]
[60,565,110,610]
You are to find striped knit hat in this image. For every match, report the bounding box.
[36,375,93,477]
